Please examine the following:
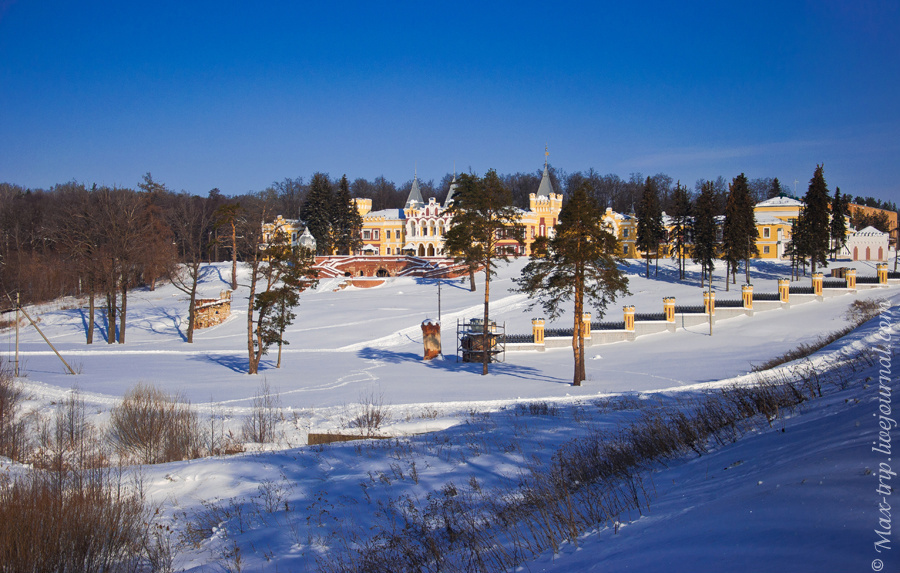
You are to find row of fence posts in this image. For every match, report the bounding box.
[528,264,890,343]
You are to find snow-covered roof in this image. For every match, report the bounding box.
[364,208,405,220]
[755,213,790,225]
[444,174,458,207]
[854,225,887,236]
[755,196,804,208]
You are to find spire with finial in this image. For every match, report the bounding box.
[405,165,424,208]
[536,145,554,198]
[444,163,458,207]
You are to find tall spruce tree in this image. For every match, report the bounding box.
[692,181,718,289]
[768,177,783,200]
[829,187,848,260]
[444,170,523,376]
[331,175,363,255]
[800,165,831,274]
[670,182,693,280]
[635,177,664,277]
[299,173,335,255]
[516,183,629,386]
[721,173,758,288]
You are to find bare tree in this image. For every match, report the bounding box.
[165,192,215,343]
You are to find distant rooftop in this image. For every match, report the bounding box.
[756,196,804,208]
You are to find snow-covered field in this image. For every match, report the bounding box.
[2,256,898,572]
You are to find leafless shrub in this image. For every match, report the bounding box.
[0,468,148,573]
[34,388,106,472]
[349,390,391,437]
[844,297,886,324]
[515,401,560,416]
[109,383,202,464]
[241,380,282,444]
[0,361,28,462]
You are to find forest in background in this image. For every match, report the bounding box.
[1,166,895,311]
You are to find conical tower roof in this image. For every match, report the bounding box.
[536,147,554,197]
[406,169,424,208]
[444,172,458,207]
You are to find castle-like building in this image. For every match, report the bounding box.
[354,157,562,257]
[264,154,890,264]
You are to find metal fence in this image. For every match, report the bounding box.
[889,271,900,280]
[857,276,880,284]
[822,279,846,289]
[789,285,815,294]
[752,292,780,301]
[674,305,705,314]
[717,299,744,307]
[634,312,666,321]
[504,333,534,344]
[544,327,574,338]
[590,321,625,330]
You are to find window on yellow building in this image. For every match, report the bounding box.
[624,245,630,255]
[623,228,629,238]
[763,246,770,254]
[386,230,391,239]
[373,229,379,240]
[363,230,371,240]
[763,227,770,238]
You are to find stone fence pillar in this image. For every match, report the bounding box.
[663,297,676,322]
[846,268,857,289]
[582,312,592,340]
[778,279,790,304]
[812,273,824,296]
[624,305,635,331]
[878,263,888,284]
[704,291,715,315]
[742,284,753,310]
[532,318,545,345]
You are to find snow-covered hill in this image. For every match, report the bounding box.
[2,256,898,571]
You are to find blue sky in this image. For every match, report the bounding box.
[1,1,898,200]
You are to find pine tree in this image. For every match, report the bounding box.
[721,173,758,288]
[692,181,718,289]
[246,220,319,374]
[299,173,335,256]
[444,170,523,375]
[800,165,831,274]
[331,175,363,255]
[516,183,629,386]
[670,182,693,280]
[635,177,663,277]
[829,187,848,260]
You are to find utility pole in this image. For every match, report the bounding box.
[437,278,442,322]
[15,293,19,377]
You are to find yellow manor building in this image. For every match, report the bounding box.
[265,162,885,263]
[264,156,564,258]
[355,158,563,257]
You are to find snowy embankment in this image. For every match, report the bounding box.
[1,256,898,571]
